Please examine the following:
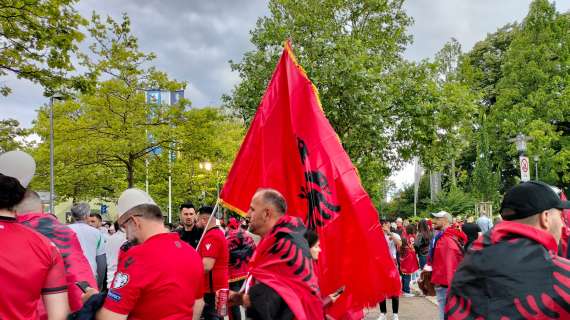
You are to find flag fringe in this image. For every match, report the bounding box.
[219,197,248,217]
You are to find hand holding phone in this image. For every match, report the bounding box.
[75,281,91,293]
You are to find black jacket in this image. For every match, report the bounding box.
[447,221,570,319]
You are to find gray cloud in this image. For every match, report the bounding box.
[2,0,569,129]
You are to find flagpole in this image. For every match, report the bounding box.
[196,200,220,249]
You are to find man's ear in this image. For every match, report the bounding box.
[537,210,550,230]
[264,207,271,219]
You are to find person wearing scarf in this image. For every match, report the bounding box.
[229,188,324,320]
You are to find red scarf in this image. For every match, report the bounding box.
[443,225,468,245]
[248,215,324,320]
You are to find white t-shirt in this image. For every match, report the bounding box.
[106,230,126,287]
[385,232,401,260]
[68,222,105,276]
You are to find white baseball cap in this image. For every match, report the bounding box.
[431,210,453,222]
[117,188,156,224]
[0,150,36,187]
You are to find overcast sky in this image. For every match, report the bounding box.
[2,0,569,188]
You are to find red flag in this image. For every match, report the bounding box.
[220,42,400,316]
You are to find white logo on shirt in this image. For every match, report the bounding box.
[205,243,211,251]
[112,272,129,289]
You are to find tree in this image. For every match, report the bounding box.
[493,0,570,185]
[470,115,500,203]
[0,118,27,152]
[459,24,519,191]
[224,0,413,193]
[31,14,188,202]
[0,0,86,95]
[147,107,244,212]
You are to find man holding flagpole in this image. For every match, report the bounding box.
[229,188,324,320]
[219,41,400,318]
[196,206,229,320]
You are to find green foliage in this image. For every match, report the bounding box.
[0,119,27,152]
[471,115,501,203]
[492,0,570,184]
[31,14,188,200]
[147,107,244,212]
[0,0,86,96]
[427,188,475,216]
[223,0,413,193]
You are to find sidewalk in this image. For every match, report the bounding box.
[364,296,439,320]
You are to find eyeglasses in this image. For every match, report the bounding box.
[120,214,142,229]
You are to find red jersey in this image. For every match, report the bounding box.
[198,227,229,292]
[103,233,204,319]
[0,216,67,319]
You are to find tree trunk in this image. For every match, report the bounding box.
[127,157,135,188]
[450,158,457,189]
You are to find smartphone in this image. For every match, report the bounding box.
[75,281,91,293]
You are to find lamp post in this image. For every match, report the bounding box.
[49,94,64,214]
[510,133,532,182]
[533,155,539,181]
[199,161,212,205]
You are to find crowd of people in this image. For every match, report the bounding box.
[2,149,570,320]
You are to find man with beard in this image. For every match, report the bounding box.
[446,182,570,319]
[228,188,324,320]
[83,188,205,319]
[177,202,202,248]
[424,211,466,320]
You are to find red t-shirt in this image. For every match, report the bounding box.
[0,216,67,319]
[103,232,204,319]
[198,227,229,293]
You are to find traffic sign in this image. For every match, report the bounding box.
[520,156,530,182]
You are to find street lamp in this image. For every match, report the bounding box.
[509,133,534,182]
[514,133,528,155]
[199,161,212,171]
[49,93,64,214]
[533,155,539,180]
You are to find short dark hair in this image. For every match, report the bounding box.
[180,202,195,210]
[90,213,103,222]
[257,188,287,214]
[0,173,26,210]
[198,206,214,215]
[113,220,120,232]
[130,204,163,222]
[304,229,319,248]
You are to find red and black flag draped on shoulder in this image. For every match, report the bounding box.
[226,227,256,282]
[446,221,570,319]
[220,41,400,318]
[17,212,97,314]
[248,215,323,320]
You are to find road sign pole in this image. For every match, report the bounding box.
[520,156,530,182]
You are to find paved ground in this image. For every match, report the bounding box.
[364,296,440,320]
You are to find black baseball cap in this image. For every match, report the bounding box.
[500,181,570,220]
